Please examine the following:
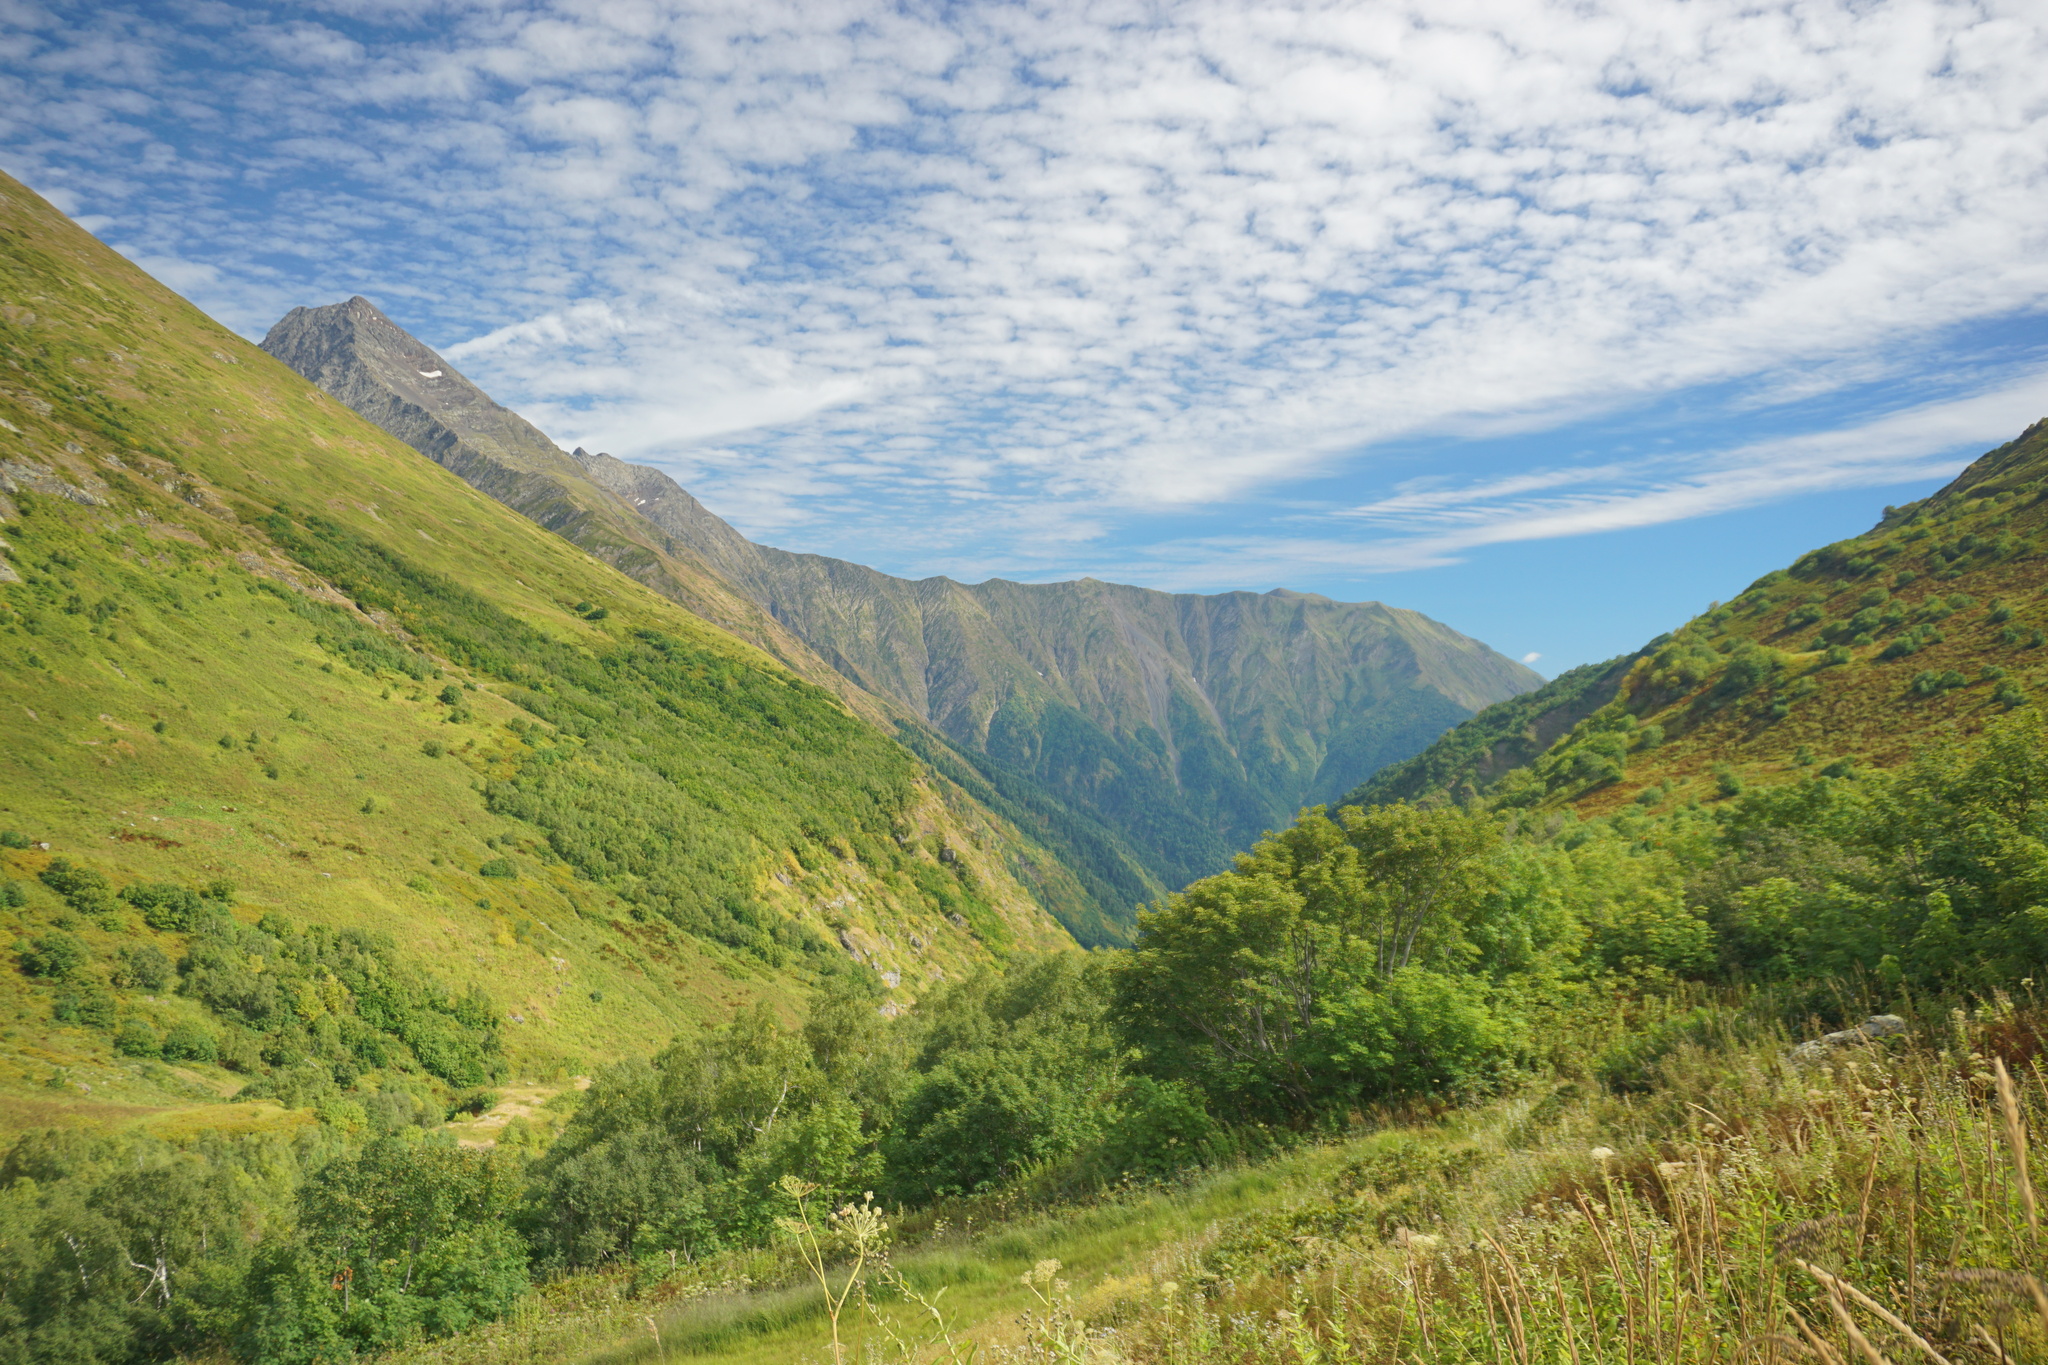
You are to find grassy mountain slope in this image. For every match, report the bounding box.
[1350,418,2048,815]
[536,451,1544,897]
[0,171,1077,1134]
[263,303,1540,929]
[258,298,893,725]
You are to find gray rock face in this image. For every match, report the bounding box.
[1789,1014,1908,1064]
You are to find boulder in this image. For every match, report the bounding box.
[1790,1014,1907,1064]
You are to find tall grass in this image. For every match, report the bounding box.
[1110,994,2048,1364]
[380,992,2048,1365]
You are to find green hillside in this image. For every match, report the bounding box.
[252,304,1539,929]
[256,298,893,725]
[12,166,2048,1365]
[0,169,1077,1137]
[1349,417,2048,816]
[566,447,1546,899]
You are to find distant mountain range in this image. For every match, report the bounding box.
[262,299,1541,930]
[1350,419,2048,815]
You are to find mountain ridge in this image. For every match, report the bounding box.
[1349,418,2048,816]
[258,296,1542,910]
[0,168,1079,1127]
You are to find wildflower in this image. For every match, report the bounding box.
[1589,1146,1617,1162]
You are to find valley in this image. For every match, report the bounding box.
[3,167,2047,1365]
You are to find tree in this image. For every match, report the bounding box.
[1116,803,1509,1122]
[242,1136,526,1360]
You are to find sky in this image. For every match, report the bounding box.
[4,0,2047,674]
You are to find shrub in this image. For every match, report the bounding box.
[18,931,87,978]
[0,882,23,910]
[439,684,464,707]
[1089,1076,1229,1180]
[1713,764,1743,797]
[113,1018,161,1058]
[0,830,30,849]
[123,882,200,931]
[52,986,116,1029]
[421,739,444,758]
[1591,1005,1722,1093]
[161,1021,219,1063]
[111,944,173,991]
[478,858,515,879]
[1823,645,1853,666]
[1909,669,1968,697]
[39,860,115,917]
[449,1088,499,1118]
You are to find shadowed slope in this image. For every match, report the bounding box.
[570,451,1543,893]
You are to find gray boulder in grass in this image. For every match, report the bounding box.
[1790,1014,1908,1064]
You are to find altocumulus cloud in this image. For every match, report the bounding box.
[2,0,2046,586]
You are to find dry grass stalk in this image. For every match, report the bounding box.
[1992,1057,2038,1233]
[1967,1323,2017,1364]
[1793,1262,1952,1365]
[1818,1279,1893,1365]
[1742,1331,1821,1361]
[1788,1305,1847,1365]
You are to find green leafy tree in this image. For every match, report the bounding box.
[241,1137,526,1361]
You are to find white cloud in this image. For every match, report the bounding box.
[2,0,2046,571]
[1521,652,1542,664]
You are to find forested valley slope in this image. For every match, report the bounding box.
[261,298,1540,929]
[8,160,2048,1365]
[0,166,1082,1122]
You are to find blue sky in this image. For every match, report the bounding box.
[5,0,2047,674]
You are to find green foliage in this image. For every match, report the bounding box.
[123,880,205,931]
[52,984,116,1029]
[1116,803,1519,1123]
[522,1000,882,1270]
[113,1016,161,1058]
[1712,642,1774,698]
[162,1019,219,1063]
[1909,667,1968,696]
[888,955,1123,1201]
[17,930,87,979]
[241,1137,527,1362]
[38,859,116,918]
[111,943,173,991]
[476,858,514,879]
[179,909,504,1089]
